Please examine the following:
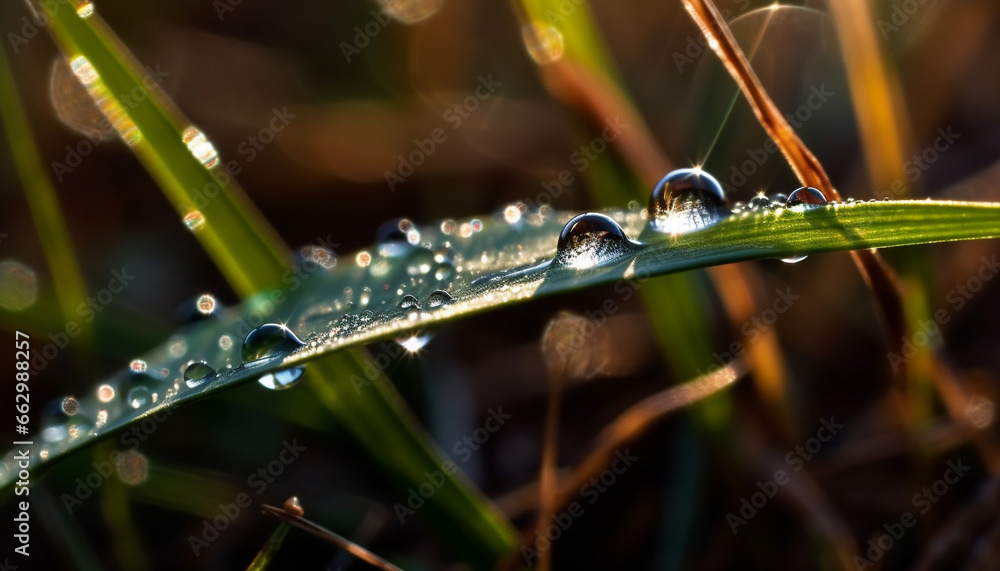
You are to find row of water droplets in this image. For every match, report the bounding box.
[31,168,837,470]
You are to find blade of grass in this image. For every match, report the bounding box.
[246,522,290,571]
[0,39,95,368]
[33,2,517,566]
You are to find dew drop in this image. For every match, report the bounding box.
[396,333,431,352]
[648,168,730,234]
[781,188,829,263]
[129,359,147,373]
[183,360,216,388]
[434,263,454,281]
[522,22,565,64]
[427,289,454,308]
[41,397,80,442]
[283,496,304,517]
[219,334,233,351]
[399,294,420,310]
[97,384,115,402]
[406,248,434,276]
[76,1,94,17]
[301,245,337,269]
[356,251,372,268]
[116,450,148,485]
[786,186,828,207]
[749,194,771,210]
[377,0,443,24]
[503,204,523,224]
[196,294,217,315]
[440,219,457,235]
[183,211,205,232]
[359,287,372,307]
[242,324,306,390]
[182,127,219,168]
[554,213,636,269]
[121,373,160,409]
[360,310,374,322]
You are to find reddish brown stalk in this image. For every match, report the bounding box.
[682,0,910,395]
[260,504,402,571]
[498,362,746,521]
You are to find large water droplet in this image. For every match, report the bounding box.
[648,168,730,234]
[399,294,420,310]
[786,186,828,207]
[554,213,636,269]
[196,294,217,315]
[183,361,216,388]
[427,289,454,308]
[748,194,771,210]
[782,187,829,264]
[242,324,306,390]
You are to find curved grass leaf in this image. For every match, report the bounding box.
[4,198,999,489]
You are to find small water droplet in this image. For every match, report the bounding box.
[183,361,216,388]
[301,245,337,269]
[95,409,108,428]
[196,294,217,315]
[356,251,372,268]
[396,333,431,352]
[242,324,306,390]
[554,213,636,269]
[786,186,828,207]
[376,0,443,24]
[399,294,420,310]
[503,204,523,224]
[781,188,829,263]
[41,397,82,442]
[76,2,94,17]
[522,22,565,64]
[219,334,233,350]
[434,263,455,281]
[97,384,115,402]
[182,127,219,168]
[283,496,304,517]
[183,211,205,231]
[129,359,147,373]
[749,194,771,210]
[773,193,788,205]
[116,450,148,485]
[122,373,160,409]
[360,310,374,321]
[427,289,454,307]
[406,248,434,276]
[440,219,457,235]
[648,168,730,233]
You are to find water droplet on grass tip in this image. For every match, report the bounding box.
[283,496,304,517]
[554,213,635,269]
[648,168,730,234]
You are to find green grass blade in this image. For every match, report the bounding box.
[32,2,518,564]
[0,41,94,361]
[5,199,998,487]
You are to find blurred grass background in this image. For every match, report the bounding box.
[2,0,1000,569]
